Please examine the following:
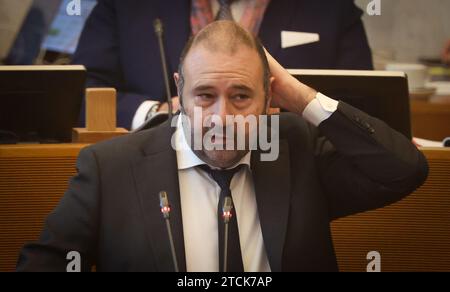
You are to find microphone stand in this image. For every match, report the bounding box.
[222,196,233,272]
[153,18,173,119]
[159,191,179,272]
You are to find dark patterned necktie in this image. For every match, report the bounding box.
[216,0,235,21]
[198,164,244,272]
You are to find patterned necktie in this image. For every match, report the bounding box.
[216,0,235,21]
[198,164,244,272]
[190,0,271,36]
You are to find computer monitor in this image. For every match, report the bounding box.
[288,69,412,139]
[0,65,86,143]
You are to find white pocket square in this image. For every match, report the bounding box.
[281,31,320,49]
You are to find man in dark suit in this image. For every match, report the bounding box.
[72,0,373,129]
[18,21,427,272]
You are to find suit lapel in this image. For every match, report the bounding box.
[251,139,291,272]
[131,120,187,272]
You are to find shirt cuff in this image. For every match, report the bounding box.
[131,100,160,130]
[302,92,339,127]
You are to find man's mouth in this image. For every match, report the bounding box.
[211,134,233,145]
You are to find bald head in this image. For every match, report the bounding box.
[191,20,258,55]
[177,21,271,99]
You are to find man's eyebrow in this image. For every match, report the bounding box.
[230,84,254,92]
[192,84,254,92]
[192,85,215,92]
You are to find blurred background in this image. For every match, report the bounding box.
[355,0,450,68]
[2,0,449,67]
[0,0,449,140]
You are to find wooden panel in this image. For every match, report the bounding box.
[0,144,85,272]
[410,96,450,141]
[86,88,117,131]
[331,148,450,272]
[0,145,449,272]
[72,127,128,144]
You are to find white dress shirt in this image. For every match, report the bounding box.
[175,116,271,272]
[175,93,338,272]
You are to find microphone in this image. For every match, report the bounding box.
[132,18,173,133]
[159,191,179,272]
[222,196,233,272]
[153,18,173,119]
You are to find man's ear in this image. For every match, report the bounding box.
[174,72,185,110]
[174,73,180,95]
[265,76,275,114]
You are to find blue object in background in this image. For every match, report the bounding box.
[4,0,96,64]
[42,0,97,55]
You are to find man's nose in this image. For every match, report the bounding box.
[210,96,233,124]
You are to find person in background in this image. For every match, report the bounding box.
[72,0,373,130]
[2,0,61,65]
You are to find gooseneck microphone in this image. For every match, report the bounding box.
[222,196,233,272]
[153,18,173,119]
[159,191,179,272]
[132,19,172,133]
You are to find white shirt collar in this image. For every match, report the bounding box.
[174,114,251,171]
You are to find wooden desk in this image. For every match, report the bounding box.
[0,144,87,272]
[0,144,449,272]
[410,96,450,141]
[332,148,450,272]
